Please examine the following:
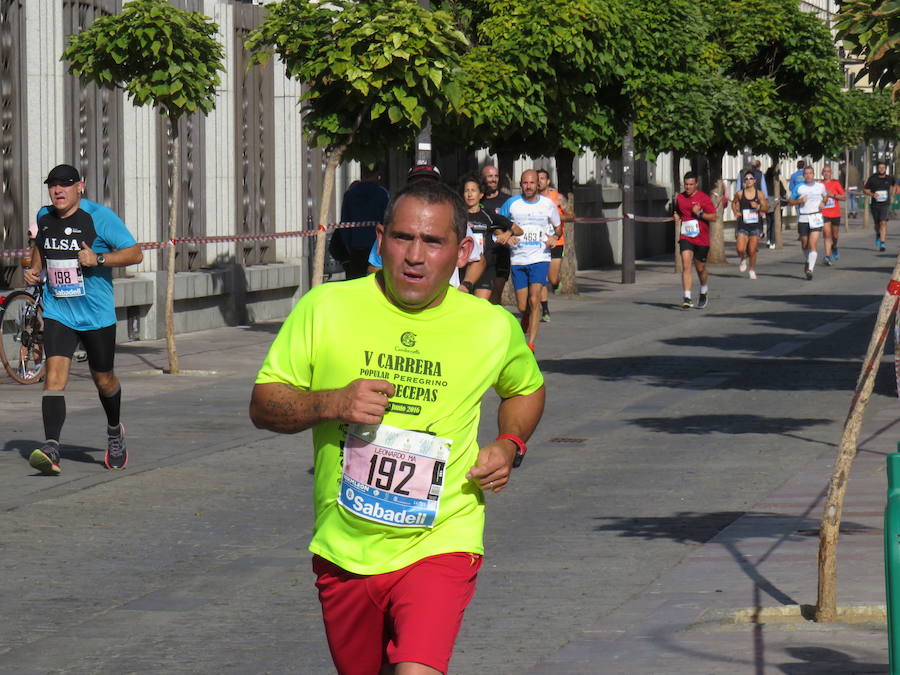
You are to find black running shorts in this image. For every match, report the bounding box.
[678,239,709,263]
[43,318,117,373]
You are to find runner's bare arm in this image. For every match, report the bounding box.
[250,378,396,433]
[23,245,42,284]
[466,385,546,493]
[460,256,486,292]
[77,242,143,268]
[730,192,742,219]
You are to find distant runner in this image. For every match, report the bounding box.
[731,169,767,280]
[863,160,896,251]
[788,166,827,281]
[821,165,846,265]
[674,172,716,308]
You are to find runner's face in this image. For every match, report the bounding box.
[462,181,482,211]
[804,167,814,184]
[683,178,697,195]
[823,168,832,180]
[520,171,539,200]
[377,196,470,311]
[878,164,887,176]
[47,181,83,218]
[538,173,550,192]
[481,167,499,194]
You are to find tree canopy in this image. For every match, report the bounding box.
[836,0,900,99]
[245,0,468,165]
[62,0,223,119]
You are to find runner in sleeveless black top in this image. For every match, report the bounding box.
[731,169,768,280]
[460,176,519,303]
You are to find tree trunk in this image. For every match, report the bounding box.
[673,154,682,274]
[555,148,575,194]
[497,148,518,195]
[165,118,180,375]
[311,148,344,288]
[558,191,577,294]
[774,175,783,249]
[864,143,872,233]
[816,255,900,621]
[707,152,726,264]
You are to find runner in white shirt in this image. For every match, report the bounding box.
[498,170,561,351]
[788,166,828,281]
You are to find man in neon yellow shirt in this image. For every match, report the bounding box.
[250,180,545,675]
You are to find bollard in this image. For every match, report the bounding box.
[885,445,900,674]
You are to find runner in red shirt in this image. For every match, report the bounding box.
[674,172,717,308]
[821,165,846,264]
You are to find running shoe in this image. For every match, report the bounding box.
[29,442,61,476]
[768,242,776,249]
[882,243,887,252]
[876,237,883,250]
[823,256,832,266]
[105,424,128,470]
[697,293,708,309]
[541,310,550,323]
[738,257,748,273]
[748,270,757,280]
[805,269,814,281]
[527,343,535,353]
[832,248,840,261]
[682,297,693,309]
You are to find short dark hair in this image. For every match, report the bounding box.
[458,173,482,197]
[797,160,806,168]
[384,180,468,242]
[683,171,698,182]
[536,168,551,179]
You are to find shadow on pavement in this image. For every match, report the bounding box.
[539,355,883,393]
[778,646,888,674]
[629,414,829,436]
[3,439,104,467]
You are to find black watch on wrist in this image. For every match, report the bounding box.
[96,254,106,266]
[460,280,474,292]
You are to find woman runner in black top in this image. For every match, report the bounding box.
[459,176,519,302]
[732,170,768,280]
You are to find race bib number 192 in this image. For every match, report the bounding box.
[46,258,85,298]
[339,423,451,528]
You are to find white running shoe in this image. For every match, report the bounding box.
[738,257,748,273]
[748,270,757,280]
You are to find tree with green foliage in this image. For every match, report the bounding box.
[836,0,900,99]
[841,88,900,145]
[245,0,468,286]
[63,0,224,374]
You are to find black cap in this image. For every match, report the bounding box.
[407,164,441,183]
[44,164,81,185]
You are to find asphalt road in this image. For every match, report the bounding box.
[1,225,897,673]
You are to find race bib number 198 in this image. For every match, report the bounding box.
[339,423,451,529]
[46,258,85,298]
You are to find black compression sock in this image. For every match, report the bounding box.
[99,387,122,428]
[42,392,66,442]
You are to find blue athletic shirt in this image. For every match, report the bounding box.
[35,199,137,331]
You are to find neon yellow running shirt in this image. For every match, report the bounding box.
[255,276,543,574]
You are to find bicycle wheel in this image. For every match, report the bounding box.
[0,290,45,384]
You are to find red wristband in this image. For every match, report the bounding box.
[497,433,527,467]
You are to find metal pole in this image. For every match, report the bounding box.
[622,123,635,284]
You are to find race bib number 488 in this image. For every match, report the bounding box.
[339,423,451,529]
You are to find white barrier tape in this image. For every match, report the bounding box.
[0,221,380,259]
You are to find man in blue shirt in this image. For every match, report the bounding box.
[23,164,143,475]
